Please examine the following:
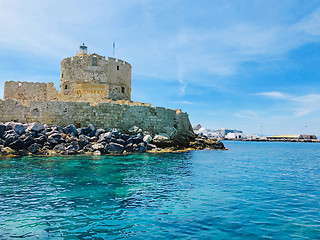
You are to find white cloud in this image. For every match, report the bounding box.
[234,110,258,119]
[254,91,289,99]
[1,1,320,89]
[171,100,194,105]
[254,91,320,117]
[291,94,320,117]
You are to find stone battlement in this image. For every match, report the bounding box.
[4,80,150,107]
[62,55,131,67]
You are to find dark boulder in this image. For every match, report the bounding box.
[78,135,90,148]
[91,143,106,154]
[49,133,62,142]
[17,149,29,156]
[34,135,47,145]
[21,134,35,148]
[83,143,93,152]
[98,132,112,143]
[87,130,96,137]
[120,134,130,141]
[26,122,44,132]
[90,136,97,142]
[13,124,25,135]
[0,124,6,138]
[115,138,126,146]
[47,136,58,147]
[4,130,19,139]
[28,143,40,153]
[126,137,134,144]
[105,142,125,154]
[125,143,135,152]
[88,124,95,131]
[151,134,175,148]
[95,128,105,137]
[65,141,80,154]
[78,127,92,136]
[132,136,143,144]
[53,144,66,154]
[5,122,13,131]
[63,124,78,137]
[111,128,121,138]
[8,139,24,150]
[146,144,157,150]
[137,142,146,153]
[4,135,19,147]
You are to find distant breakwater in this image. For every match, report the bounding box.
[0,122,226,157]
[225,139,320,143]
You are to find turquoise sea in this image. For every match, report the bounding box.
[1,141,320,239]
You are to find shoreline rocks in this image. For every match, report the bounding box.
[0,122,226,157]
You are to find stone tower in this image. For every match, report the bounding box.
[60,44,131,100]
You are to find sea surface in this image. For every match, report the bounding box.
[1,141,320,239]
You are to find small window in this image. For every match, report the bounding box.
[65,85,68,89]
[61,73,63,78]
[117,66,119,70]
[32,108,39,116]
[92,57,97,66]
[121,87,125,93]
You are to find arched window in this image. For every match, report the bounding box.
[121,87,125,93]
[92,57,97,66]
[117,65,119,70]
[65,85,68,89]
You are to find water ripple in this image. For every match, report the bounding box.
[0,143,320,239]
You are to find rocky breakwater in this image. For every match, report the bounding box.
[0,123,226,157]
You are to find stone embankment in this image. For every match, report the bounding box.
[0,123,226,157]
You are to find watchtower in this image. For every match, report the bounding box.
[60,44,131,100]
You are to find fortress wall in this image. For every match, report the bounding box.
[4,81,49,105]
[25,101,191,135]
[0,99,193,139]
[0,98,27,123]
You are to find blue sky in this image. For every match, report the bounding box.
[1,0,320,135]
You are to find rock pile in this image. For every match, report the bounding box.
[0,123,225,157]
[189,135,226,150]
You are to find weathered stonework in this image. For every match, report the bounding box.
[0,98,194,141]
[1,44,195,142]
[60,55,131,100]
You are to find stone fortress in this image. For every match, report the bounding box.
[0,44,194,143]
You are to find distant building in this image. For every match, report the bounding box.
[216,128,243,136]
[298,135,317,140]
[225,132,244,139]
[193,124,223,138]
[266,135,299,140]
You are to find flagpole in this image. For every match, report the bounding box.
[113,42,115,58]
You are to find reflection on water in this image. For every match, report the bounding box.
[1,143,320,239]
